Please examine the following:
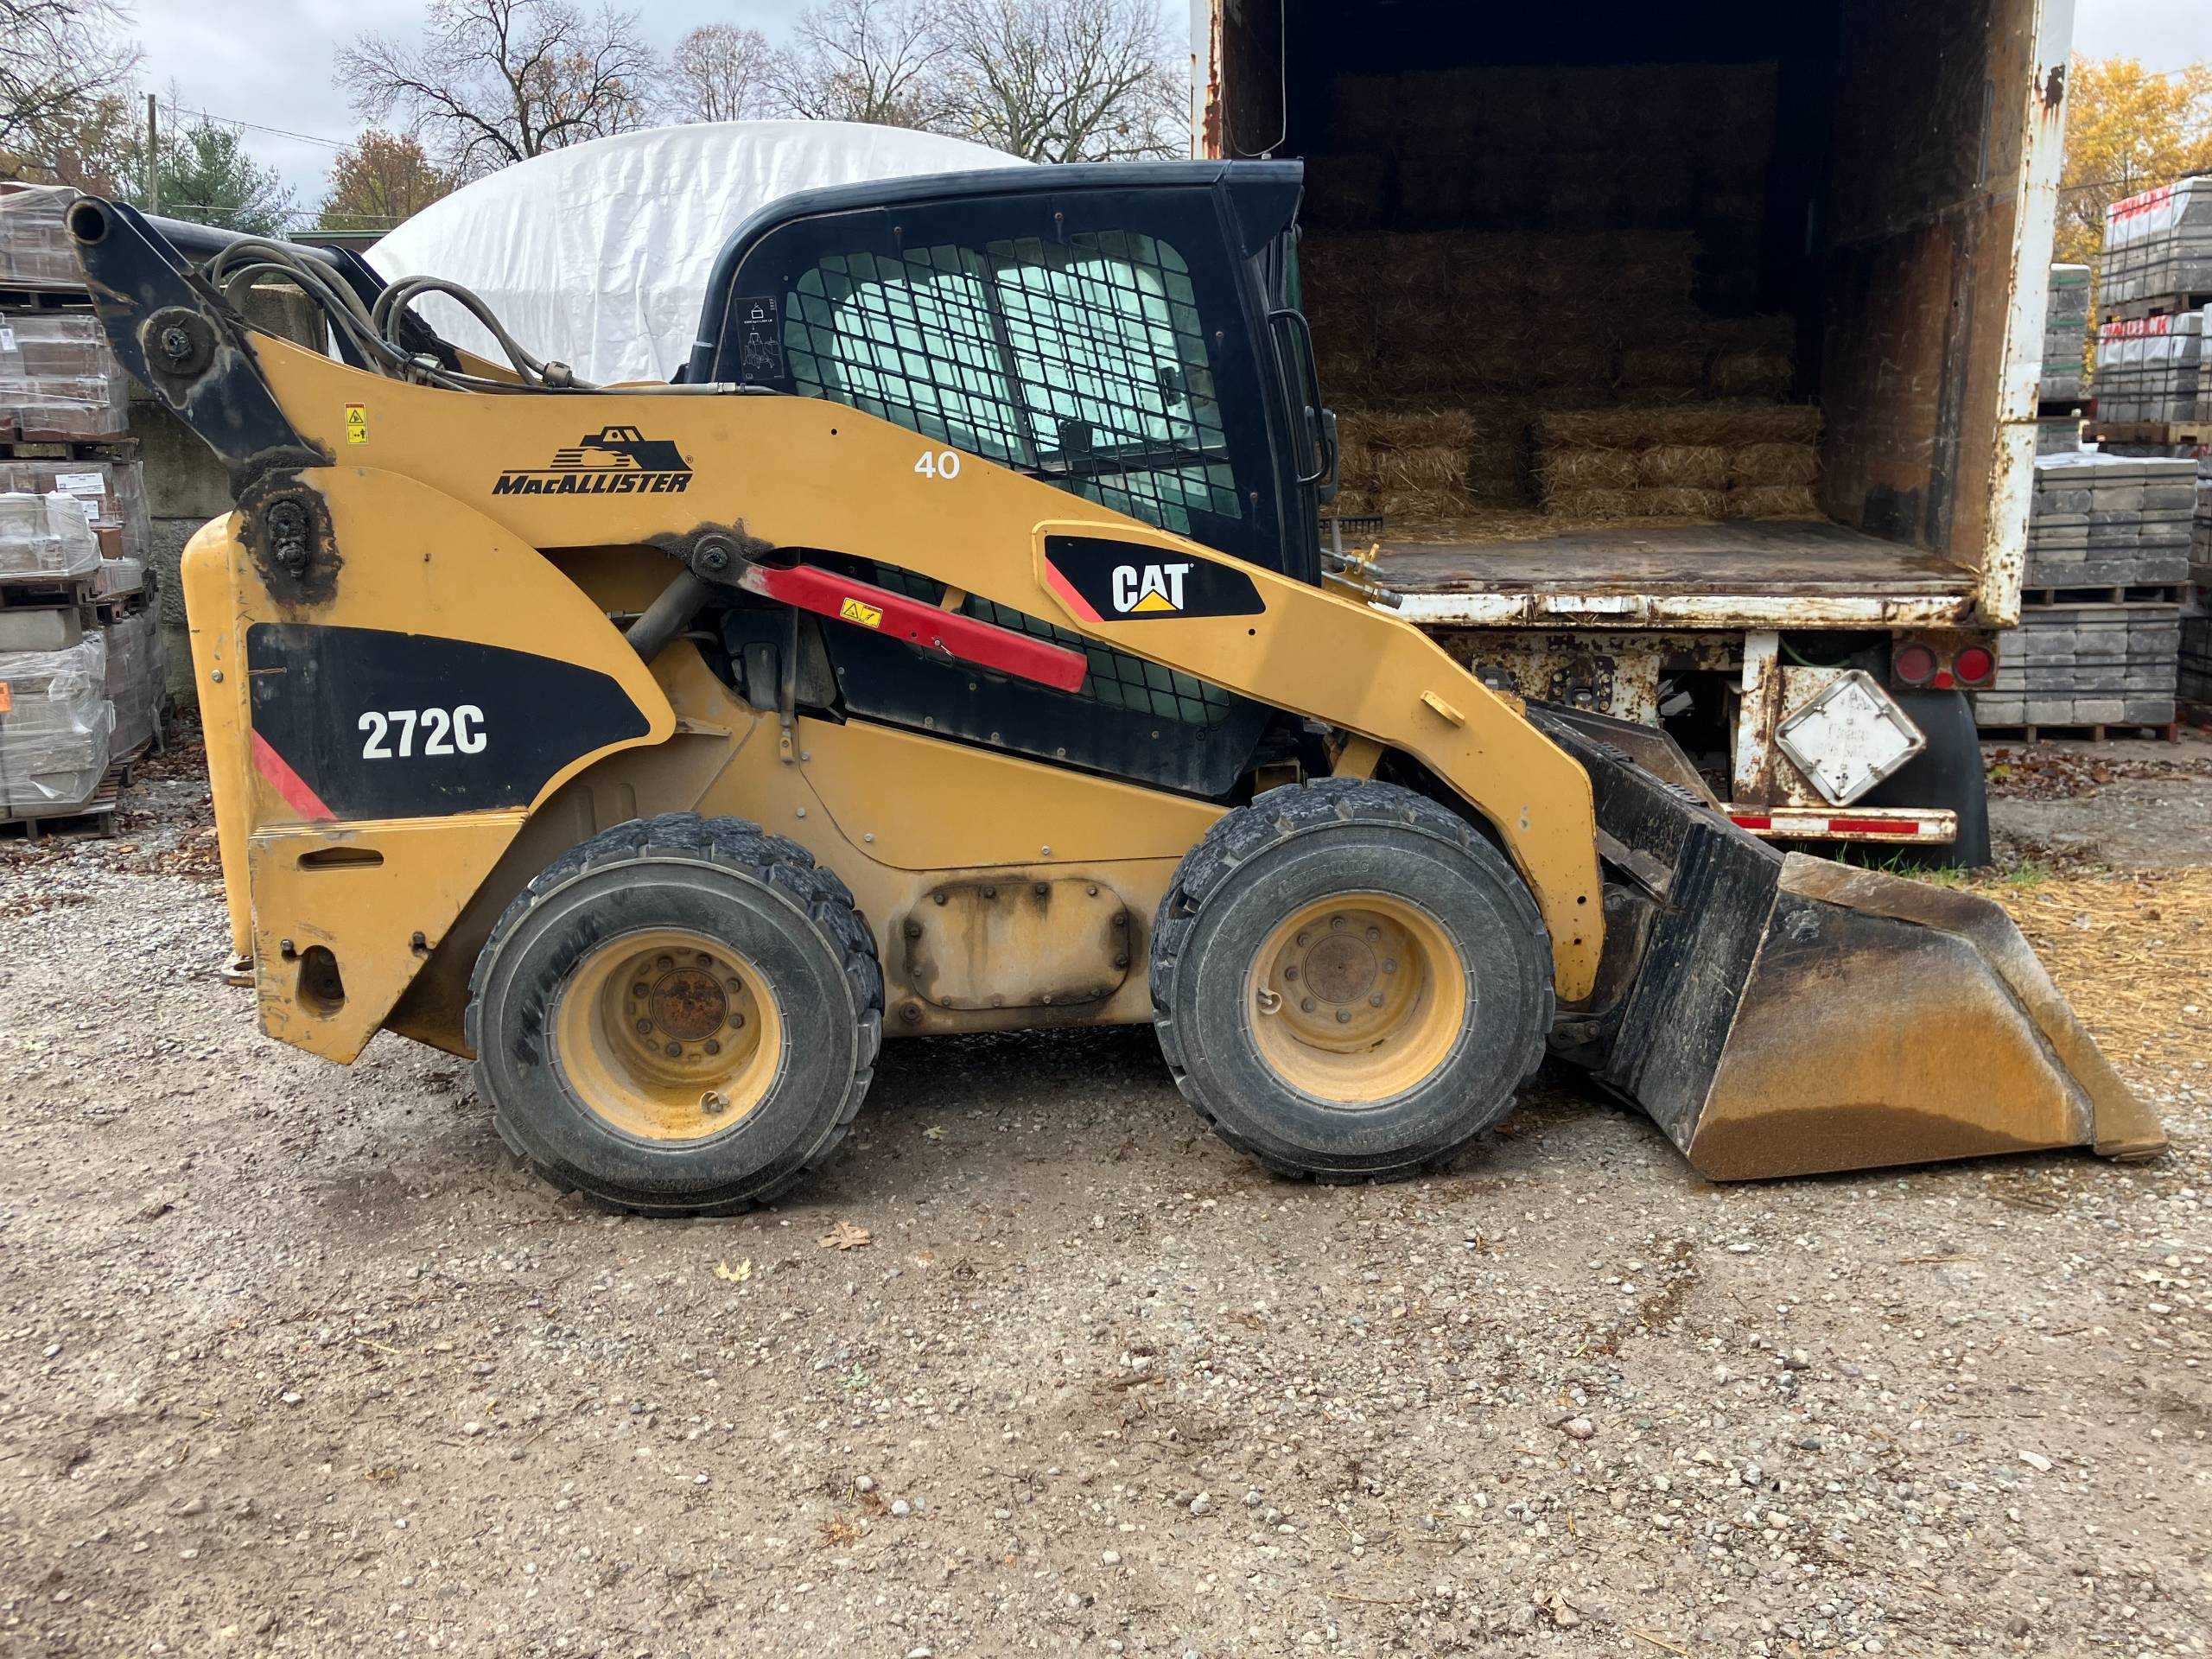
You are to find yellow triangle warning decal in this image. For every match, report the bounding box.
[1129,589,1179,613]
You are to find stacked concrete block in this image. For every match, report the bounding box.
[1975,605,2179,728]
[2184,593,2210,705]
[2041,264,2089,404]
[2102,176,2212,308]
[2092,309,2209,423]
[2027,452,2196,588]
[0,632,113,814]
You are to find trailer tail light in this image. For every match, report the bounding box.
[1891,642,1938,686]
[1954,645,1996,686]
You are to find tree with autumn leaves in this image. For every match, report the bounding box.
[2057,55,2212,267]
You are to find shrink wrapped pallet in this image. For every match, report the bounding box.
[0,185,82,290]
[102,608,164,757]
[0,633,112,814]
[2102,178,2212,308]
[0,490,99,582]
[0,312,129,441]
[2041,264,2089,404]
[2093,309,2209,424]
[0,458,147,562]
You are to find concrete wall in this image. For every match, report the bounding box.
[133,283,324,708]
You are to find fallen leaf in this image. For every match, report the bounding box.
[713,1258,753,1284]
[820,1222,873,1251]
[922,1125,946,1141]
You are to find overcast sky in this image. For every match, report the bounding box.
[124,0,2212,215]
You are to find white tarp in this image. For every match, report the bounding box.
[368,122,1027,385]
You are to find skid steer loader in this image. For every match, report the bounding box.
[65,163,2163,1215]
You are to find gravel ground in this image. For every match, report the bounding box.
[1,731,2206,1657]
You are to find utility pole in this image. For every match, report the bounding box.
[144,93,157,212]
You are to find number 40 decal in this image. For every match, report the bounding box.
[913,448,963,480]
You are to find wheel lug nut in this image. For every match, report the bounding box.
[1296,931,1309,947]
[1365,925,1380,942]
[658,955,673,969]
[1335,1008,1351,1023]
[1300,996,1315,1014]
[1283,965,1300,981]
[1330,914,1344,929]
[705,1039,721,1055]
[632,982,647,998]
[1369,993,1385,1007]
[634,1018,652,1033]
[730,1013,745,1029]
[664,1041,683,1058]
[1382,958,1398,974]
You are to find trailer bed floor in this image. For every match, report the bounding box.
[1370,518,1974,597]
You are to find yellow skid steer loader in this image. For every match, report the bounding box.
[66,165,2162,1215]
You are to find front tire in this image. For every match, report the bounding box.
[1150,780,1554,1182]
[465,814,882,1216]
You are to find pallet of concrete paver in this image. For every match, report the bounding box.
[2103,177,2212,309]
[2092,310,2209,424]
[2040,263,2089,405]
[2028,451,2196,588]
[1976,600,2180,730]
[101,607,164,758]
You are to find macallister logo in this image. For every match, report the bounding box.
[494,424,693,496]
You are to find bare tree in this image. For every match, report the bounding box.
[337,0,657,180]
[935,0,1183,162]
[765,0,948,129]
[664,22,775,124]
[0,0,142,157]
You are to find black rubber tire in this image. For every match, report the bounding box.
[464,813,882,1217]
[1150,779,1554,1182]
[1853,689,1993,869]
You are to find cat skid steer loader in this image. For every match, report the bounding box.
[65,165,2163,1214]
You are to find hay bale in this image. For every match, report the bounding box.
[1729,442,1820,486]
[1305,153,1393,232]
[1545,488,1640,520]
[1637,444,1729,488]
[1635,486,1731,518]
[1731,485,1822,519]
[1711,349,1794,397]
[1539,402,1821,450]
[1363,407,1478,451]
[1619,344,1709,397]
[1540,448,1639,492]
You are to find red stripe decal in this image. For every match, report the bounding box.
[1040,558,1103,624]
[740,563,1089,694]
[251,730,336,822]
[1828,817,1921,836]
[1730,814,1773,831]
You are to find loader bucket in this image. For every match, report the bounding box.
[1532,708,2165,1181]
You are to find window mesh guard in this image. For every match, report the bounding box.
[790,229,1242,727]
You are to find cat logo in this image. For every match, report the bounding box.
[1111,562,1192,614]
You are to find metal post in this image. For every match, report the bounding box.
[143,92,158,212]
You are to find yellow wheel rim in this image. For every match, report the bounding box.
[1244,893,1465,1105]
[551,928,783,1142]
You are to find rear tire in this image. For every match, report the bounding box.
[1150,780,1554,1181]
[465,814,881,1216]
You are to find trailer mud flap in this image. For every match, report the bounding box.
[1534,707,2165,1180]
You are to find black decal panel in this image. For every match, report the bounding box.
[247,623,651,818]
[1042,535,1264,622]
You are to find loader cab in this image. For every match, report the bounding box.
[690,161,1327,798]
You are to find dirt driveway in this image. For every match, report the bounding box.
[1,733,2206,1657]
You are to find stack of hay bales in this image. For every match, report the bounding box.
[1534,404,1822,522]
